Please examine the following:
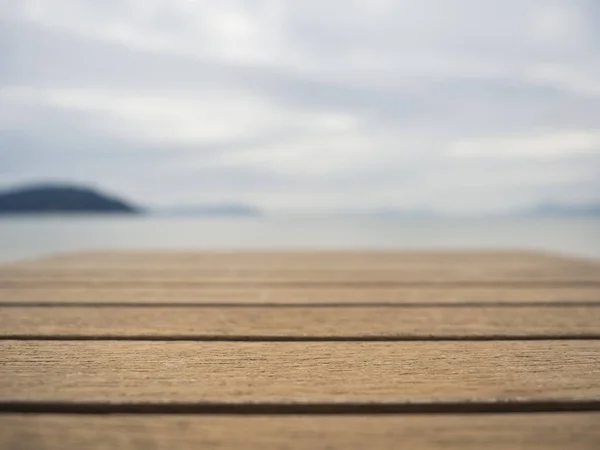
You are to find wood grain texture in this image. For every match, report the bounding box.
[2,250,599,448]
[2,250,598,287]
[1,414,599,450]
[1,306,599,338]
[1,266,598,285]
[1,286,599,304]
[8,250,588,267]
[1,341,599,403]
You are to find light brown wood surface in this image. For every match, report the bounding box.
[0,285,600,305]
[1,250,599,449]
[2,341,599,402]
[6,249,590,267]
[2,266,599,285]
[2,286,599,304]
[1,414,599,450]
[1,306,599,338]
[3,250,598,286]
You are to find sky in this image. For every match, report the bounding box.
[1,0,599,214]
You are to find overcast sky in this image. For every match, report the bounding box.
[1,0,599,213]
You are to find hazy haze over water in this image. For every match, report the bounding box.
[0,216,598,263]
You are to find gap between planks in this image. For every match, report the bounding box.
[2,399,600,415]
[4,335,600,341]
[1,301,600,307]
[2,281,600,288]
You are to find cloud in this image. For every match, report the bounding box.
[0,0,599,212]
[448,131,600,159]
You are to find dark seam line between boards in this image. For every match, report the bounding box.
[2,334,600,341]
[2,281,600,288]
[1,400,599,415]
[1,301,600,308]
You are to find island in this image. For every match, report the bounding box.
[0,184,141,214]
[525,202,600,217]
[157,203,261,217]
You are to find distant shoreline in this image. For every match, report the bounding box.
[1,183,599,218]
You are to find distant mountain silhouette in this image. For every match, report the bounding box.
[526,202,600,217]
[0,184,140,214]
[157,203,261,217]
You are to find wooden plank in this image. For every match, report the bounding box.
[10,250,587,267]
[1,286,598,304]
[1,341,599,402]
[3,251,598,287]
[1,414,599,450]
[1,306,600,338]
[2,265,599,285]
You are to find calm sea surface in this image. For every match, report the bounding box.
[0,216,599,263]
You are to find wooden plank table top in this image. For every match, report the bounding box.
[2,340,599,403]
[2,414,599,450]
[0,250,599,449]
[2,306,600,338]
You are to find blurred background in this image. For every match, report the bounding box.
[0,0,599,261]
